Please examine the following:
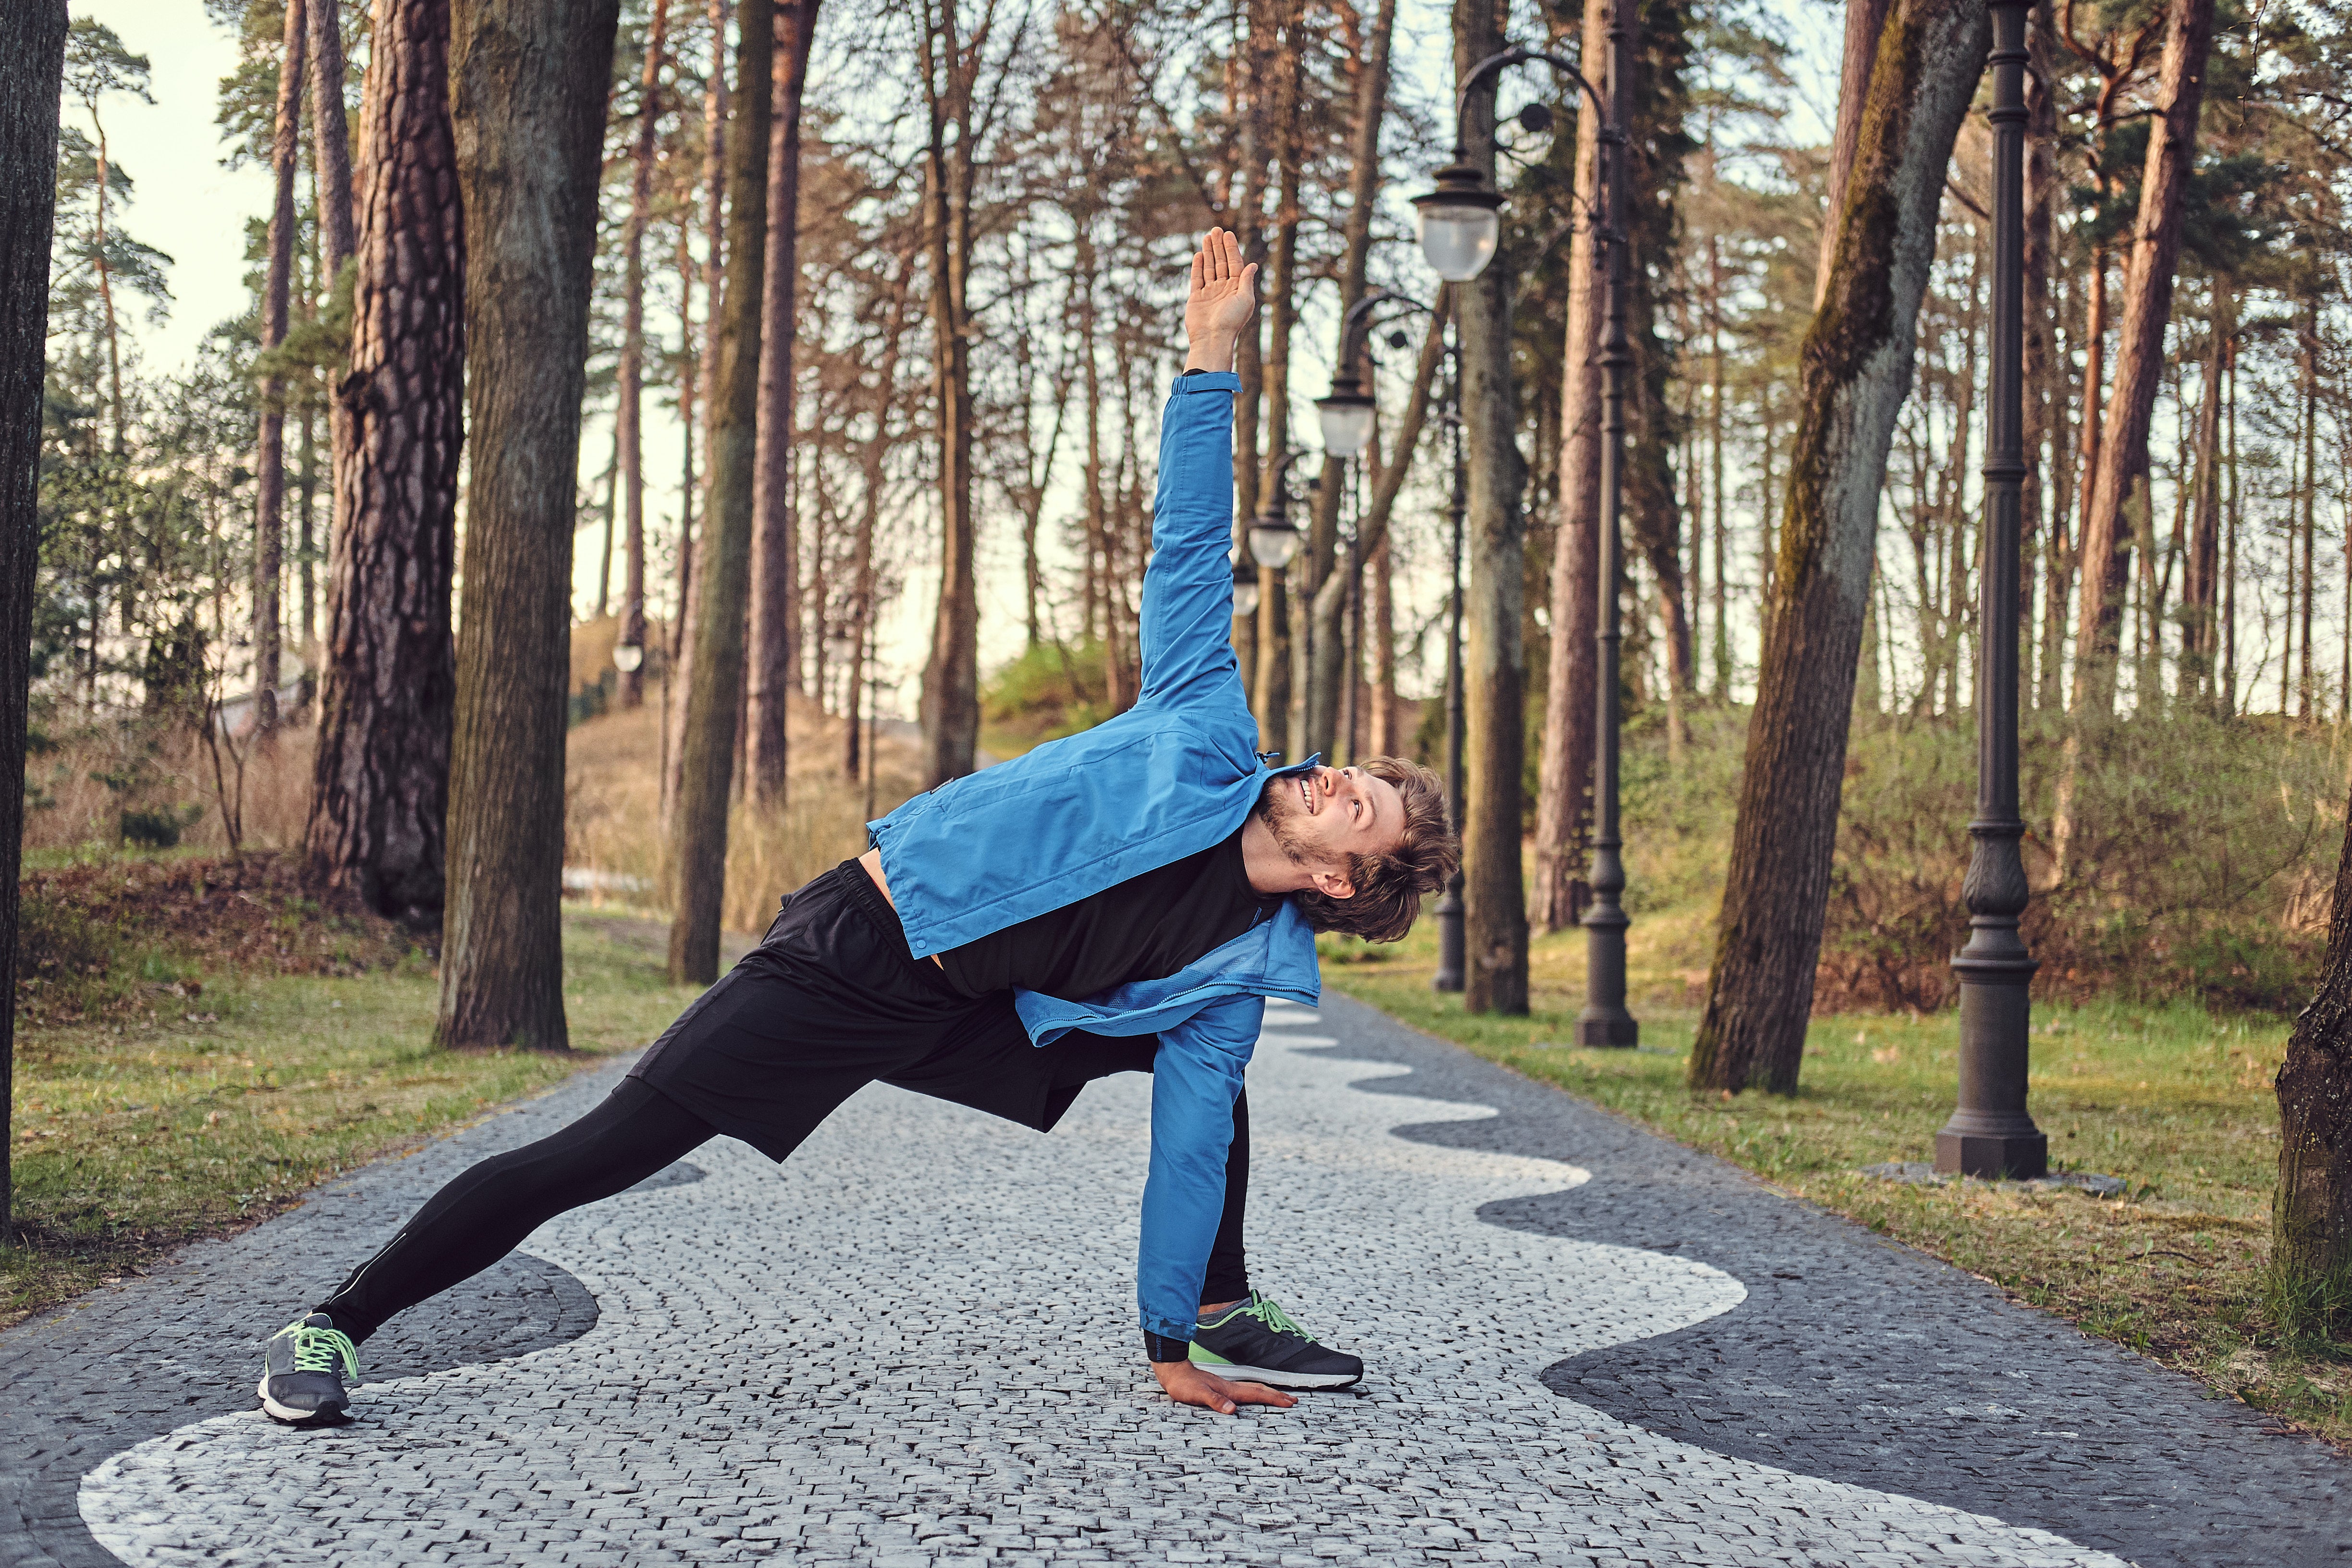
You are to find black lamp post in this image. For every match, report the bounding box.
[1434,332,1468,992]
[1416,37,1636,1043]
[1937,0,2046,1179]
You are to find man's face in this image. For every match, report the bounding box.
[1255,765,1407,895]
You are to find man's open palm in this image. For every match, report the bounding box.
[1187,228,1258,347]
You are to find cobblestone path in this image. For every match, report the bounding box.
[6,994,2347,1566]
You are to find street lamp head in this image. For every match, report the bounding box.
[1247,513,1301,570]
[1413,163,1503,282]
[612,642,645,675]
[1232,557,1261,619]
[1315,376,1377,459]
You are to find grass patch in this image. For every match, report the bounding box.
[1320,912,2352,1446]
[3,910,710,1328]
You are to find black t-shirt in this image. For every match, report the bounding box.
[934,828,1285,1002]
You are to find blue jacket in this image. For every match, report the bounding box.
[868,369,1323,1346]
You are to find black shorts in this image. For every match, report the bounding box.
[628,861,1157,1159]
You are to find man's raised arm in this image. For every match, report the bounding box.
[1135,230,1259,711]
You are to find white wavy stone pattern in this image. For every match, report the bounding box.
[81,1003,2127,1567]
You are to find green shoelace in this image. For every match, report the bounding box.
[1240,1294,1315,1342]
[284,1320,359,1379]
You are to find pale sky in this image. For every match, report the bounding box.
[61,0,1841,718]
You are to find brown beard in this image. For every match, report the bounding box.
[1254,775,1317,865]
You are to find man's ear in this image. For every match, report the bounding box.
[1307,864,1356,900]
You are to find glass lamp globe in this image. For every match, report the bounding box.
[1316,389,1377,459]
[1413,166,1504,283]
[1232,562,1261,620]
[612,642,645,675]
[1248,514,1302,571]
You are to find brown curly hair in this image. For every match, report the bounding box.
[1292,756,1460,943]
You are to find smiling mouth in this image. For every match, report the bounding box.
[1299,776,1315,815]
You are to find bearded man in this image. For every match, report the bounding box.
[257,228,1457,1424]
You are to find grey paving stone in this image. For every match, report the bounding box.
[3,994,2341,1564]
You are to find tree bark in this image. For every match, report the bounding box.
[666,0,732,826]
[306,0,356,562]
[438,0,621,1048]
[306,0,463,930]
[616,0,672,711]
[2181,280,2225,704]
[1689,0,1987,1094]
[1368,535,1395,754]
[1814,0,1894,310]
[1300,0,1396,763]
[746,0,821,803]
[2277,782,2352,1285]
[2019,0,2054,701]
[916,0,979,786]
[667,0,770,984]
[255,0,308,740]
[1455,0,1527,1017]
[0,0,67,1239]
[2069,0,2213,718]
[1531,0,1611,934]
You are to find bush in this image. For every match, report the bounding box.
[981,640,1124,751]
[118,804,203,849]
[1819,708,2342,1013]
[1604,701,2345,1015]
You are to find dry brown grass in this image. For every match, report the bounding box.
[25,712,314,860]
[562,692,929,931]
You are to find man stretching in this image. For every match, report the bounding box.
[258,228,1457,1422]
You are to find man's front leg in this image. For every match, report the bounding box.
[1184,1090,1366,1391]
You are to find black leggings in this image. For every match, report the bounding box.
[318,1077,1254,1342]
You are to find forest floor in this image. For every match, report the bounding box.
[0,868,713,1329]
[1318,906,2346,1449]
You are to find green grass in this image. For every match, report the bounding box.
[2,909,707,1326]
[1320,911,2352,1447]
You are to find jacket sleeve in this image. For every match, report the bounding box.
[1136,991,1262,1348]
[1136,372,1250,715]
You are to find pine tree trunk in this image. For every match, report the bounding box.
[616,0,672,711]
[1689,0,1986,1095]
[1531,0,1610,933]
[306,0,463,930]
[2301,290,2319,722]
[666,0,731,826]
[1813,0,1893,311]
[2019,0,2054,702]
[1455,0,1528,1017]
[438,0,621,1048]
[1369,535,1395,755]
[668,0,771,984]
[255,0,308,741]
[916,0,978,786]
[306,0,356,531]
[0,0,67,1240]
[2277,793,2352,1286]
[2181,282,2224,704]
[746,0,821,802]
[1300,0,1393,762]
[2070,0,2215,719]
[2039,264,2075,711]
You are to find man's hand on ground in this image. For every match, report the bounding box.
[1185,228,1258,374]
[1152,1357,1296,1415]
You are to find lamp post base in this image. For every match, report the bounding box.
[1576,912,1637,1047]
[1433,887,1466,993]
[1575,1009,1639,1048]
[1934,1125,2047,1181]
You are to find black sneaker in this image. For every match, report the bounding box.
[1188,1291,1363,1390]
[257,1314,358,1424]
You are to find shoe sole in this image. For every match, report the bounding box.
[1192,1360,1361,1390]
[257,1375,350,1425]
